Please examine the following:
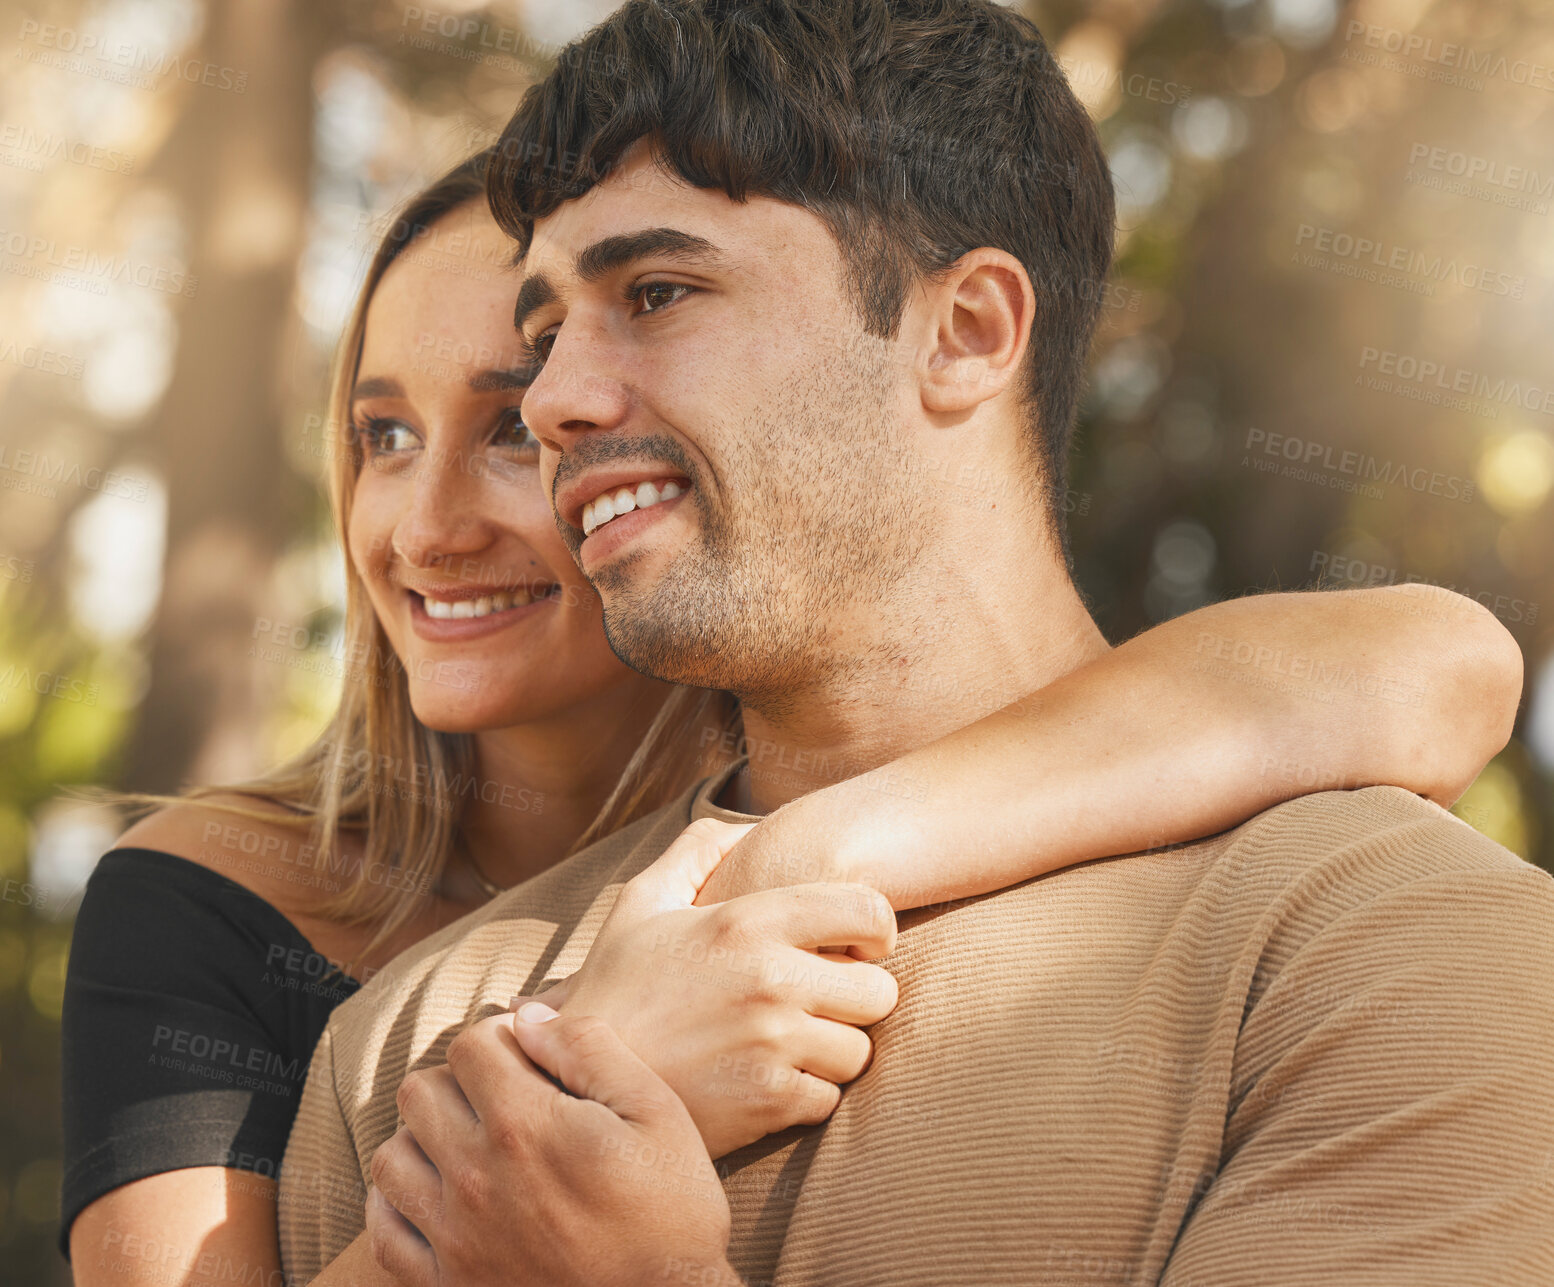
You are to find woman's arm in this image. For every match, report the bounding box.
[71,1171,284,1287]
[71,1172,396,1287]
[700,585,1523,909]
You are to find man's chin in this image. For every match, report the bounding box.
[599,601,728,690]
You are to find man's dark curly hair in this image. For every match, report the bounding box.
[488,0,1115,556]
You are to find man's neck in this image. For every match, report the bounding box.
[728,536,1109,816]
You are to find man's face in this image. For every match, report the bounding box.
[518,145,939,705]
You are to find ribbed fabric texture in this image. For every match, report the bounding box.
[279,772,1554,1285]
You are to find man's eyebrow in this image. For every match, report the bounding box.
[574,227,728,283]
[350,375,404,402]
[467,367,536,393]
[512,228,728,334]
[513,272,558,336]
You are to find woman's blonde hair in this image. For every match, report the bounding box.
[137,149,738,950]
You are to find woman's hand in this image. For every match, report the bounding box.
[518,817,899,1159]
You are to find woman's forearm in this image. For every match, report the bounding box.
[706,586,1522,911]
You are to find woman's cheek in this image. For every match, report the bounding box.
[346,495,401,629]
[347,479,393,576]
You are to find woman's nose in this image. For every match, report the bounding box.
[390,449,494,568]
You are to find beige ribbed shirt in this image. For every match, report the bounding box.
[279,766,1554,1285]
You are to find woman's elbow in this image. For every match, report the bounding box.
[1422,592,1524,802]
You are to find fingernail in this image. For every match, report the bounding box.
[517,1001,559,1024]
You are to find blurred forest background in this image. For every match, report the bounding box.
[2,0,1552,1278]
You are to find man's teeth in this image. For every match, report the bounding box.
[582,479,684,537]
[421,588,548,620]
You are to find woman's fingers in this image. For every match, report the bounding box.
[722,881,897,958]
[786,951,899,1026]
[792,1016,876,1086]
[785,1072,844,1126]
[618,817,758,915]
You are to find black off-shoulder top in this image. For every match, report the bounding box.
[58,848,360,1257]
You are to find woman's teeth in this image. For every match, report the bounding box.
[421,588,549,620]
[582,478,684,537]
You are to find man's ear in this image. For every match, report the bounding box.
[919,249,1034,415]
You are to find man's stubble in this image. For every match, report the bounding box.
[596,334,940,720]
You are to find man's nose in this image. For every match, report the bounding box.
[521,322,632,457]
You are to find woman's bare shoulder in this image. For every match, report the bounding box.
[114,793,336,899]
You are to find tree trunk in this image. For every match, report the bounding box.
[122,0,331,793]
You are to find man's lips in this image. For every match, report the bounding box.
[577,488,687,568]
[554,464,691,533]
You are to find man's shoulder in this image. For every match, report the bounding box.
[1222,784,1540,891]
[1199,785,1554,989]
[944,784,1551,992]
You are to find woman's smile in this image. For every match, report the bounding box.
[405,581,564,642]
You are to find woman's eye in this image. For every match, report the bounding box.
[354,418,419,456]
[494,407,538,457]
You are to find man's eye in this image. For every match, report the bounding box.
[635,282,691,314]
[353,418,419,456]
[522,330,556,366]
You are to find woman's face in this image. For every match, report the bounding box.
[347,202,644,732]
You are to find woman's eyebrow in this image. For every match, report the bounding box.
[350,375,404,402]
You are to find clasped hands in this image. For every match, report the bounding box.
[366,816,899,1286]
